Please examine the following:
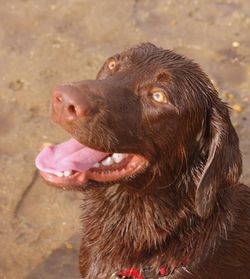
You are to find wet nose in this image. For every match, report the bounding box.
[52,85,90,121]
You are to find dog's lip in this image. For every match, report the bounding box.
[39,170,87,189]
[39,153,148,188]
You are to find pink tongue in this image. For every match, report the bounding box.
[35,138,108,174]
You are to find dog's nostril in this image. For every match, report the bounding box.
[56,95,62,103]
[68,104,77,115]
[53,92,63,104]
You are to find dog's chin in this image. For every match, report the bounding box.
[39,153,149,190]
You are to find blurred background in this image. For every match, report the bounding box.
[0,0,250,278]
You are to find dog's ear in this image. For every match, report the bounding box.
[195,104,242,218]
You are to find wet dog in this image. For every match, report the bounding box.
[36,43,250,278]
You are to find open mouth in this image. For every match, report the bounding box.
[35,138,147,188]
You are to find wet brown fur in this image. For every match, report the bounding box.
[53,44,250,278]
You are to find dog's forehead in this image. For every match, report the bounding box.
[116,44,185,82]
[107,45,170,82]
[120,43,164,64]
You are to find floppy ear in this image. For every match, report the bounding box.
[195,104,242,218]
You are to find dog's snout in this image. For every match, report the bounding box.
[52,85,90,121]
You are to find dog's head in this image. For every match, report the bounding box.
[36,43,242,218]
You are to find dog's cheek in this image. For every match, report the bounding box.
[143,108,181,146]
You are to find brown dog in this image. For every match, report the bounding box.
[36,43,250,278]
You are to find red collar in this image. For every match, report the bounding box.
[116,257,188,278]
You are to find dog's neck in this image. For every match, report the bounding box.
[81,182,194,266]
[80,182,235,277]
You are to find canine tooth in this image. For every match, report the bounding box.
[101,156,114,166]
[64,170,72,177]
[55,171,63,177]
[93,162,100,168]
[112,153,127,163]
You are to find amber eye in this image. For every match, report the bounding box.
[108,60,116,70]
[151,91,167,103]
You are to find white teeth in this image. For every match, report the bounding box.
[101,156,114,166]
[93,162,100,168]
[97,153,128,167]
[111,153,128,163]
[64,170,73,177]
[54,170,73,177]
[55,171,64,177]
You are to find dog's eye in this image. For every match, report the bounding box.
[151,91,167,103]
[108,60,116,70]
